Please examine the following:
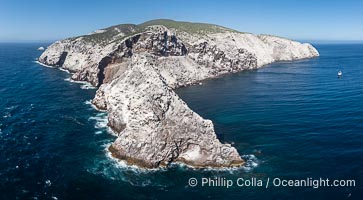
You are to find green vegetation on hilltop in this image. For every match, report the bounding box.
[138,19,237,34]
[73,24,138,45]
[70,19,240,46]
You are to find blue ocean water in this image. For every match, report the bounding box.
[0,43,362,199]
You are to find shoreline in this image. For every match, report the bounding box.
[36,22,319,169]
[36,50,318,170]
[37,57,249,170]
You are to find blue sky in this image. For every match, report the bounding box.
[0,0,362,42]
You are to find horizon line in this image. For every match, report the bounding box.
[1,39,363,44]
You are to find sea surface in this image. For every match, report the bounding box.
[0,43,362,199]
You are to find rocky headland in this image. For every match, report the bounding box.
[38,19,319,168]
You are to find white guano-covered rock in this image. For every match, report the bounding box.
[38,20,319,168]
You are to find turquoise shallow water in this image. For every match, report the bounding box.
[0,43,362,199]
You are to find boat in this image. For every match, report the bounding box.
[337,70,342,77]
[37,47,45,51]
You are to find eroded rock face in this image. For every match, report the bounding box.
[39,21,319,168]
[96,54,243,168]
[188,42,258,74]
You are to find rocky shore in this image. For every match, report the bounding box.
[38,19,319,168]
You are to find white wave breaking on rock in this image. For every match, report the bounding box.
[84,100,99,110]
[64,78,97,90]
[37,20,319,169]
[240,154,259,171]
[89,113,108,129]
[59,68,71,73]
[34,60,54,68]
[84,100,115,136]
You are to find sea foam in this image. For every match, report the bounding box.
[89,113,108,129]
[240,154,259,171]
[64,78,96,90]
[35,60,96,90]
[84,100,98,110]
[34,60,54,68]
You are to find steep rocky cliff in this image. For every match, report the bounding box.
[39,19,319,168]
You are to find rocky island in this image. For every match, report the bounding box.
[38,19,319,168]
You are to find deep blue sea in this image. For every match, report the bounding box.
[0,43,362,200]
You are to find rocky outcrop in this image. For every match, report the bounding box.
[94,54,243,168]
[38,19,319,168]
